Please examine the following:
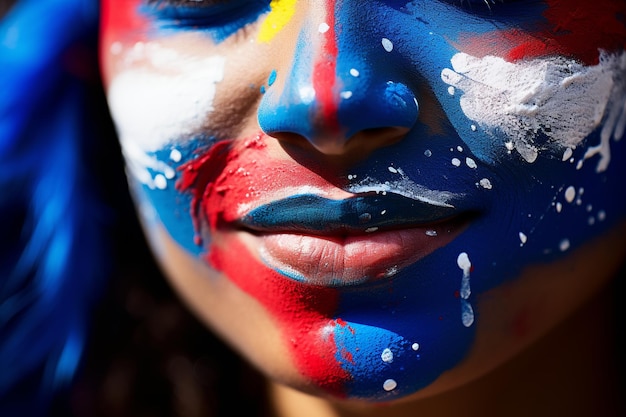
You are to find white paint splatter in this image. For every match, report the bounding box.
[457,252,474,327]
[479,178,492,189]
[457,252,471,300]
[562,147,573,161]
[448,86,455,95]
[466,157,477,169]
[383,379,397,391]
[598,210,607,221]
[154,174,167,190]
[559,239,571,252]
[108,43,225,188]
[382,38,394,52]
[441,51,625,166]
[556,202,563,213]
[565,186,576,203]
[318,22,330,33]
[424,149,432,157]
[388,166,398,174]
[461,300,474,327]
[169,148,182,162]
[457,146,464,152]
[452,158,461,167]
[519,232,527,245]
[381,348,394,363]
[340,91,353,99]
[470,124,477,131]
[412,343,420,351]
[350,68,360,77]
[425,230,438,237]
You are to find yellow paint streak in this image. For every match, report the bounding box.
[257,0,297,43]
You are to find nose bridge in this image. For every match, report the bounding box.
[257,1,419,155]
[258,1,341,138]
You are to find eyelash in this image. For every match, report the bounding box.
[144,0,272,28]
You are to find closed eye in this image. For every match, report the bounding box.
[143,0,271,29]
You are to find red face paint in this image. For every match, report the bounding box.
[312,0,340,133]
[457,0,626,64]
[177,135,351,395]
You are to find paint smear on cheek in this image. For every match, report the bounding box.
[107,43,225,189]
[441,51,626,166]
[257,0,298,43]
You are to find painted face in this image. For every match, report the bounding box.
[101,0,626,401]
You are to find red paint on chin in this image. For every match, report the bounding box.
[458,0,626,64]
[209,238,350,396]
[177,136,351,395]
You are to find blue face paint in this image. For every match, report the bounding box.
[107,0,626,401]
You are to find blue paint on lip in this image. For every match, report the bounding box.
[240,194,459,233]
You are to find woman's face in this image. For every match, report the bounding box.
[101,0,626,401]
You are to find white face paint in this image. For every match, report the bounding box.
[441,51,626,168]
[107,42,225,188]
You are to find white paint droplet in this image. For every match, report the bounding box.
[170,148,182,162]
[383,379,397,391]
[461,300,475,327]
[154,174,167,190]
[562,147,573,161]
[519,232,527,245]
[556,202,563,213]
[598,210,606,221]
[350,68,360,77]
[412,343,420,351]
[559,239,571,252]
[457,146,463,152]
[466,157,477,169]
[470,124,477,131]
[452,158,461,167]
[448,86,455,95]
[382,38,393,52]
[381,348,394,363]
[479,178,492,189]
[425,230,438,237]
[564,186,576,203]
[164,167,176,179]
[340,91,353,99]
[318,22,330,33]
[365,227,379,233]
[388,166,398,174]
[424,149,432,157]
[457,252,471,300]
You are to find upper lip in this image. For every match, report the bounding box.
[238,192,462,235]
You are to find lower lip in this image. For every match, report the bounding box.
[236,221,465,287]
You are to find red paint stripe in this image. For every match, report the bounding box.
[312,0,340,133]
[177,137,350,396]
[458,0,626,64]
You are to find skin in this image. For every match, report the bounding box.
[100,0,626,413]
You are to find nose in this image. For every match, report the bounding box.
[257,8,419,156]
